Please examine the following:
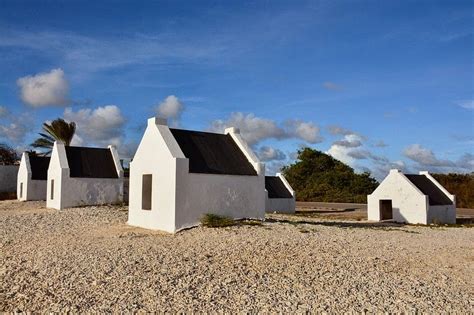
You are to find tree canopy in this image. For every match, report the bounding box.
[282,147,378,203]
[0,143,19,165]
[432,173,474,208]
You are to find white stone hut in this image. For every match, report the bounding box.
[17,152,50,201]
[128,117,266,233]
[47,141,124,210]
[368,169,456,224]
[265,173,296,213]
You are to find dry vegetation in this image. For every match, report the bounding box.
[1,200,473,312]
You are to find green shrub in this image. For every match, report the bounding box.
[201,213,235,228]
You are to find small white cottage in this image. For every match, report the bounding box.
[47,141,124,210]
[128,117,266,233]
[368,169,456,224]
[265,173,296,213]
[17,152,50,201]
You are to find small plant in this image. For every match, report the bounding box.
[201,213,235,228]
[240,219,263,226]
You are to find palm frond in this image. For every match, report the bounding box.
[30,118,77,154]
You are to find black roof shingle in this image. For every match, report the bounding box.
[405,174,453,206]
[170,128,257,176]
[65,146,119,179]
[265,176,293,199]
[29,155,50,180]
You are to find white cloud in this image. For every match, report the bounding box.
[403,144,474,173]
[333,138,362,148]
[327,125,354,136]
[209,113,285,146]
[17,68,69,107]
[257,146,286,162]
[456,99,474,110]
[0,106,9,117]
[209,112,322,146]
[327,134,365,166]
[155,95,185,123]
[403,144,454,167]
[0,113,32,143]
[284,120,323,144]
[265,161,287,175]
[63,105,125,147]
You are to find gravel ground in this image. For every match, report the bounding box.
[1,200,473,312]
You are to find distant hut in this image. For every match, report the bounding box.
[17,152,50,201]
[47,141,124,210]
[265,173,296,213]
[368,169,456,224]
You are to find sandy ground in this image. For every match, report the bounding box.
[296,201,474,222]
[1,200,473,312]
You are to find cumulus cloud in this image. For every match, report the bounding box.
[403,144,454,167]
[284,120,323,144]
[155,95,184,123]
[372,160,408,181]
[0,106,8,117]
[327,125,354,136]
[333,138,362,148]
[63,105,125,147]
[327,134,365,165]
[0,113,32,143]
[209,112,322,146]
[265,161,287,175]
[456,99,474,110]
[17,68,69,107]
[257,146,286,162]
[209,113,284,146]
[322,81,343,91]
[403,144,474,173]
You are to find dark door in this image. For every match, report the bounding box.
[380,200,393,220]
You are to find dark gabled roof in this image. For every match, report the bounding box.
[28,155,50,180]
[65,146,119,179]
[405,174,453,206]
[265,176,293,199]
[170,128,257,176]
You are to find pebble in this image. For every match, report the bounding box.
[1,200,473,312]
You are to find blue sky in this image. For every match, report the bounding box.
[0,0,472,179]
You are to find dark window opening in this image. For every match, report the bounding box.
[380,200,393,220]
[142,174,152,210]
[50,180,54,200]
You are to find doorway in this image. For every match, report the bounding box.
[379,200,393,220]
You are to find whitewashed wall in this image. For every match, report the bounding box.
[428,205,456,224]
[265,173,296,214]
[47,142,124,210]
[128,117,265,233]
[0,165,19,193]
[368,170,428,224]
[17,153,47,201]
[128,119,179,232]
[368,169,456,224]
[175,159,265,232]
[266,194,296,214]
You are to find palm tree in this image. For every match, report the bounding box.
[31,118,76,155]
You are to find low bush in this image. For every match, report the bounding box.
[201,213,235,228]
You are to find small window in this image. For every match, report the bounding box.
[142,174,152,210]
[19,182,23,198]
[50,180,54,200]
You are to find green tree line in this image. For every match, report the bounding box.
[282,147,474,208]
